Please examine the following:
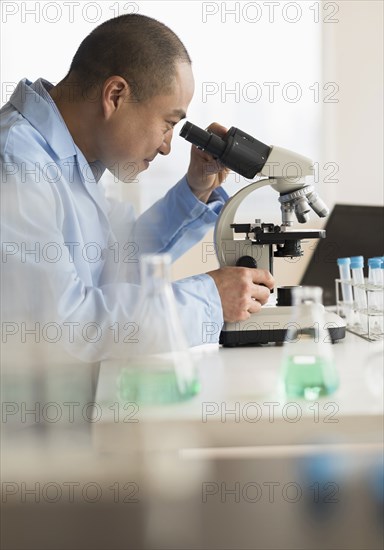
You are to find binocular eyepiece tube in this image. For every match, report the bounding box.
[180,121,272,179]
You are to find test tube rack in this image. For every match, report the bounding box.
[335,278,384,341]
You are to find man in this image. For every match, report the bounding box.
[1,14,274,365]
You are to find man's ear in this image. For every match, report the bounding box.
[101,76,132,118]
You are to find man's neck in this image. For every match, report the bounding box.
[49,80,99,163]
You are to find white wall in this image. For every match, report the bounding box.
[321,0,383,208]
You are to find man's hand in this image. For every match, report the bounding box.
[207,267,275,323]
[186,122,231,203]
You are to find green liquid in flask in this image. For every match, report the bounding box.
[118,367,200,405]
[283,355,339,400]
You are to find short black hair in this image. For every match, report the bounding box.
[66,14,191,101]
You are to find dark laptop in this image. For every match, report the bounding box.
[300,204,384,305]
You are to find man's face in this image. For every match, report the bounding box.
[98,62,195,182]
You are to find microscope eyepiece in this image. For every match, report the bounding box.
[179,121,271,179]
[179,122,227,158]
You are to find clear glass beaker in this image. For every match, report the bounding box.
[118,254,200,404]
[281,286,339,400]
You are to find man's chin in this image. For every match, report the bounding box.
[107,161,146,183]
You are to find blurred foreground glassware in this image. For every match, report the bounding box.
[281,286,339,400]
[118,254,200,405]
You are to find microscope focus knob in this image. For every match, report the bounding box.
[236,256,257,268]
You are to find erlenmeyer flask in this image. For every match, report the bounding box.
[118,254,200,404]
[281,286,339,400]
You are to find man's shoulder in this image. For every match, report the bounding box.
[1,101,52,162]
[0,102,24,155]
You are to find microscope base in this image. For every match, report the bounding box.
[219,307,346,347]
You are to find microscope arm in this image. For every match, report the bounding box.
[214,178,273,266]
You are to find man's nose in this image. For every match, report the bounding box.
[158,130,173,156]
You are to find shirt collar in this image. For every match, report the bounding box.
[9,79,106,183]
[9,78,78,161]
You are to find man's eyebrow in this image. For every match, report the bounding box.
[169,109,187,120]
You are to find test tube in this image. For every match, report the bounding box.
[372,256,384,285]
[337,257,353,323]
[368,258,382,287]
[350,256,368,332]
[368,258,384,334]
[337,257,353,300]
[380,259,384,286]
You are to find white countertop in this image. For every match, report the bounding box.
[94,333,383,452]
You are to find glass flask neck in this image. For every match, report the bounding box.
[140,254,172,292]
[292,286,323,306]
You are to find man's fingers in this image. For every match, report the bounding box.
[206,266,275,323]
[206,121,228,138]
[247,298,263,314]
[250,268,275,290]
[251,284,271,305]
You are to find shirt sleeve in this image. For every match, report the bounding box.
[132,175,229,261]
[172,274,224,345]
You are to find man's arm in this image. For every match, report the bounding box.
[129,175,228,261]
[124,122,230,259]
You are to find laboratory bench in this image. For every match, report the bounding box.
[94,332,383,454]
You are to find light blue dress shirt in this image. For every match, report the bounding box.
[1,78,227,364]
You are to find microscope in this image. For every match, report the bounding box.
[180,122,346,346]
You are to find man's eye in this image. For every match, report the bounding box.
[165,121,177,132]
